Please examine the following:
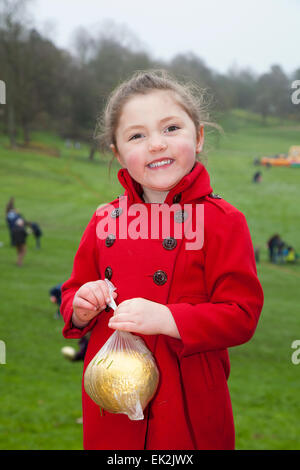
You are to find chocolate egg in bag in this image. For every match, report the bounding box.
[84,330,159,420]
[84,279,159,420]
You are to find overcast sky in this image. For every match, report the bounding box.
[31,0,300,76]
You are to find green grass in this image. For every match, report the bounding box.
[0,111,300,449]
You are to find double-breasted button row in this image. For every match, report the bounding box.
[104,266,168,286]
[110,204,187,224]
[105,235,177,250]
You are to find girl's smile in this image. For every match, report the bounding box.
[111,90,204,203]
[147,158,174,169]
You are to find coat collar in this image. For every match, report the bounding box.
[117,161,213,205]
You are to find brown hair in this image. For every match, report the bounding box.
[95,69,219,168]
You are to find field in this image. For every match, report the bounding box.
[0,110,300,450]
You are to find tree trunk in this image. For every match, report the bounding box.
[22,119,30,145]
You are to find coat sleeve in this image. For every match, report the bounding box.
[166,209,264,357]
[61,212,100,339]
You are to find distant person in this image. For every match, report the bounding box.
[5,197,23,246]
[27,221,43,248]
[49,283,63,318]
[267,234,281,263]
[6,209,22,246]
[253,171,262,183]
[285,246,296,264]
[11,218,28,266]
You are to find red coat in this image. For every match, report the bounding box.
[61,162,264,450]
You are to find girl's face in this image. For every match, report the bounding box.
[111,90,204,197]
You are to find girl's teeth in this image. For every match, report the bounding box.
[148,159,173,168]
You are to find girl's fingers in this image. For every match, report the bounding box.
[95,280,117,305]
[109,312,135,324]
[77,281,118,311]
[80,283,105,308]
[91,283,107,307]
[108,320,136,332]
[73,296,99,312]
[77,285,98,307]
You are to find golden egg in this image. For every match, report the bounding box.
[84,349,159,420]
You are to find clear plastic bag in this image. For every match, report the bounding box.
[84,279,159,420]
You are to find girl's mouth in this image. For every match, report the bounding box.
[147,158,174,169]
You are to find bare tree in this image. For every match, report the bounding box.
[0,0,33,146]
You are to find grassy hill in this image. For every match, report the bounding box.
[0,110,299,449]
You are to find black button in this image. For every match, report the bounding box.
[208,192,222,199]
[153,270,167,286]
[172,193,182,204]
[105,234,116,247]
[174,210,188,223]
[105,266,113,280]
[162,237,177,250]
[110,207,123,218]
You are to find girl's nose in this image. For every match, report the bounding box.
[148,138,167,153]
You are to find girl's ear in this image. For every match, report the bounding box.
[196,125,204,154]
[110,144,123,167]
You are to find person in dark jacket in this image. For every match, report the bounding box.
[49,283,63,318]
[5,197,24,246]
[267,234,281,263]
[253,171,262,183]
[11,218,28,266]
[27,222,43,248]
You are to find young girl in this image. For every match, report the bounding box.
[61,70,264,450]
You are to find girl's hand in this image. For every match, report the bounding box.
[72,280,117,328]
[108,298,180,339]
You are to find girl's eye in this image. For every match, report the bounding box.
[165,125,180,133]
[129,133,143,141]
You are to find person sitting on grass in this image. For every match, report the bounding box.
[285,246,297,264]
